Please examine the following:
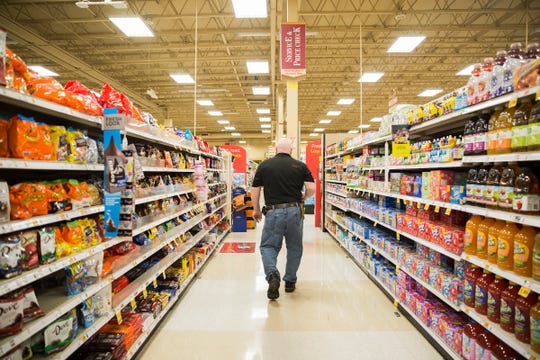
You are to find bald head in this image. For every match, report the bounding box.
[275,138,293,154]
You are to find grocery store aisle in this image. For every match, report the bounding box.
[137,215,442,360]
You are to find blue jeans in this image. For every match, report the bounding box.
[260,206,303,283]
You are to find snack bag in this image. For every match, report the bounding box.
[22,286,45,322]
[78,298,95,328]
[99,83,132,116]
[5,47,28,75]
[64,80,103,116]
[65,261,87,296]
[66,128,87,163]
[9,182,48,219]
[50,125,69,161]
[65,179,91,209]
[20,230,39,271]
[0,290,24,337]
[131,104,144,123]
[61,220,85,246]
[43,310,78,354]
[37,227,56,264]
[0,234,22,278]
[0,118,9,157]
[45,181,71,213]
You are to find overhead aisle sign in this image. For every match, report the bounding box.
[280,23,306,78]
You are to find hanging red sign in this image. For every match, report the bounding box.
[280,23,306,78]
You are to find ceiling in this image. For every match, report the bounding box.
[1,0,539,146]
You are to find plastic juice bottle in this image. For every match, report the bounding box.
[488,220,506,264]
[465,215,484,256]
[515,291,538,343]
[502,43,524,94]
[530,296,540,353]
[487,108,502,154]
[492,342,521,360]
[463,322,484,360]
[487,276,508,323]
[464,264,483,308]
[475,330,499,360]
[528,101,540,151]
[533,233,540,281]
[476,166,490,203]
[513,225,537,277]
[467,63,483,106]
[513,168,540,214]
[474,112,490,155]
[500,282,520,332]
[498,221,520,270]
[486,165,503,207]
[491,50,507,98]
[467,168,479,201]
[511,101,532,152]
[498,164,521,210]
[496,107,516,154]
[478,57,494,102]
[477,217,495,259]
[464,117,477,156]
[475,270,495,315]
[526,42,540,60]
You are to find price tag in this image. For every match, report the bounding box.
[483,321,490,328]
[508,97,518,108]
[536,91,540,101]
[373,222,377,228]
[116,311,123,325]
[396,232,400,240]
[464,307,470,314]
[130,298,137,310]
[396,265,400,273]
[393,299,399,308]
[485,263,491,269]
[162,271,166,279]
[142,289,148,298]
[530,355,537,360]
[153,279,158,288]
[424,203,429,210]
[397,199,401,206]
[435,206,440,213]
[173,239,179,246]
[416,202,421,209]
[445,208,451,216]
[519,286,531,298]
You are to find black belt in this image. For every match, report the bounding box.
[265,202,300,210]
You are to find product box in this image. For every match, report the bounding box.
[514,58,540,91]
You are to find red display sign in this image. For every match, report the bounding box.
[220,145,247,174]
[280,23,306,78]
[305,140,322,227]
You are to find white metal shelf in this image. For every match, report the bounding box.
[0,204,104,235]
[462,151,540,164]
[387,161,464,170]
[0,158,104,171]
[326,200,348,212]
[142,166,194,173]
[126,126,200,155]
[0,236,126,298]
[325,179,347,184]
[135,188,195,205]
[462,305,540,360]
[207,168,226,172]
[325,189,349,198]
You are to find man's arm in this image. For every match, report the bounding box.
[251,186,263,222]
[302,181,316,201]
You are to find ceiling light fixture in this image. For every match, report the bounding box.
[319,119,332,124]
[109,17,154,37]
[314,128,325,132]
[208,111,223,116]
[197,99,214,106]
[170,73,195,84]
[224,126,236,130]
[387,36,426,53]
[252,86,270,95]
[337,98,355,105]
[309,133,318,137]
[370,117,382,123]
[28,66,59,77]
[217,120,230,125]
[239,140,247,144]
[262,130,271,133]
[348,130,359,134]
[256,108,270,114]
[457,65,475,76]
[259,117,271,122]
[247,60,269,74]
[231,132,241,136]
[418,89,443,97]
[76,0,127,9]
[232,0,267,18]
[359,72,384,83]
[261,124,271,128]
[327,111,341,116]
[358,124,370,129]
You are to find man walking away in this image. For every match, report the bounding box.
[251,138,315,300]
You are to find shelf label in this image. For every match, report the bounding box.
[536,91,540,101]
[373,222,377,228]
[508,97,518,108]
[396,199,401,205]
[519,286,531,298]
[162,271,166,279]
[396,232,400,240]
[142,289,148,298]
[130,298,137,310]
[445,208,451,216]
[435,206,440,213]
[416,202,421,209]
[393,299,399,308]
[116,310,123,325]
[153,279,158,288]
[424,203,429,210]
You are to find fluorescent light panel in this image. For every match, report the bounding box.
[358,124,370,129]
[260,124,271,128]
[309,133,318,137]
[109,17,154,37]
[28,66,58,77]
[319,119,332,124]
[262,130,271,133]
[239,140,247,144]
[257,108,270,114]
[252,86,270,95]
[247,60,269,74]
[259,117,271,122]
[208,111,223,116]
[327,111,341,116]
[217,120,230,125]
[170,74,195,84]
[359,72,384,83]
[231,132,241,136]
[232,0,267,18]
[314,128,324,132]
[370,117,382,123]
[457,65,475,76]
[224,126,236,130]
[197,99,214,106]
[348,130,359,134]
[387,36,425,53]
[337,98,355,105]
[418,89,443,97]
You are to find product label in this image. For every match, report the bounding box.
[477,231,488,253]
[498,186,514,208]
[464,229,474,251]
[485,184,499,205]
[39,230,56,258]
[531,316,540,349]
[0,242,20,269]
[529,123,540,147]
[474,185,485,201]
[500,298,514,325]
[466,184,476,199]
[514,242,531,269]
[513,194,540,212]
[487,234,498,258]
[511,125,528,149]
[487,130,498,151]
[474,133,486,152]
[475,284,488,309]
[475,344,492,360]
[464,135,474,154]
[0,296,23,329]
[498,237,511,262]
[503,68,514,93]
[44,316,76,351]
[462,335,475,360]
[487,291,500,318]
[515,306,529,337]
[498,129,512,149]
[464,279,475,304]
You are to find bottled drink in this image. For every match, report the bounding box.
[491,50,507,98]
[498,164,521,210]
[515,291,538,343]
[467,168,479,201]
[487,276,508,323]
[464,264,483,308]
[526,42,540,60]
[475,270,495,315]
[474,112,490,155]
[496,107,516,154]
[486,165,503,207]
[533,233,540,281]
[487,108,502,154]
[498,221,520,271]
[492,342,521,360]
[463,322,484,360]
[465,215,484,256]
[513,168,540,214]
[477,217,495,259]
[511,101,532,152]
[488,220,506,264]
[513,225,538,277]
[478,57,494,102]
[467,63,483,106]
[502,43,524,94]
[476,166,490,202]
[475,330,499,360]
[530,296,540,353]
[500,281,520,332]
[528,101,540,151]
[464,117,477,156]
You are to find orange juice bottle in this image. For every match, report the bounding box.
[531,296,540,353]
[465,215,483,256]
[477,217,495,259]
[488,220,505,264]
[497,221,520,270]
[495,107,516,154]
[513,225,537,277]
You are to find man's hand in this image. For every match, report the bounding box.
[253,209,263,222]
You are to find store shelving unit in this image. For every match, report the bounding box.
[0,87,232,358]
[323,84,540,359]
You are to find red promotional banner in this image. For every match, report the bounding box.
[305,140,322,227]
[220,145,247,174]
[280,23,306,78]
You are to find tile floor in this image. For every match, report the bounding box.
[137,215,443,360]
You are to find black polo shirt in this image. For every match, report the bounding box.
[252,153,314,205]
